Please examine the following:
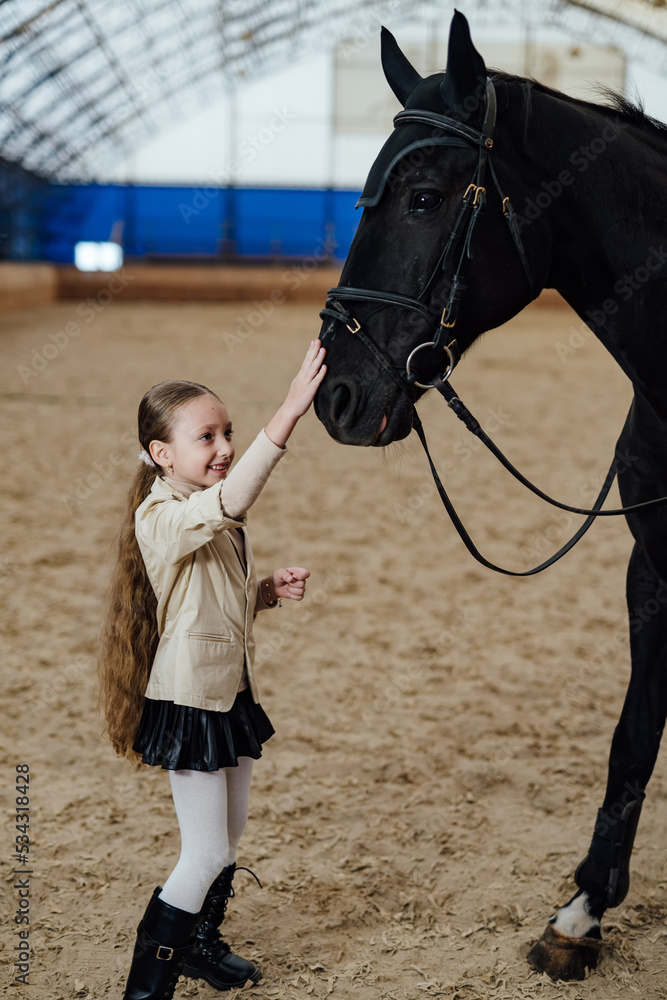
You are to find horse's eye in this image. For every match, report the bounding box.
[410,191,443,213]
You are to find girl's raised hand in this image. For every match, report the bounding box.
[265,340,327,448]
[272,567,310,602]
[283,340,327,418]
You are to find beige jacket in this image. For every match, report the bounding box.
[135,431,285,711]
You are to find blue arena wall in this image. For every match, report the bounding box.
[35,184,361,263]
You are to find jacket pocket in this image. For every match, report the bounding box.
[188,631,233,642]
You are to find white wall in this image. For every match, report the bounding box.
[104,23,667,189]
[106,54,333,187]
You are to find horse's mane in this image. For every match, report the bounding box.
[490,69,667,151]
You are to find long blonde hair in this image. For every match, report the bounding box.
[99,379,220,760]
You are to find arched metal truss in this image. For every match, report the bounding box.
[0,0,665,182]
[0,0,437,182]
[551,1,667,79]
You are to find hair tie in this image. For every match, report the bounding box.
[138,449,156,467]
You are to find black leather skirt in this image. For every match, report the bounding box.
[132,687,275,771]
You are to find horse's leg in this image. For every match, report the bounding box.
[528,541,667,980]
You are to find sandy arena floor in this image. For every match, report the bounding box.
[1,294,666,1000]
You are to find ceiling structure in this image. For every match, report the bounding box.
[0,0,665,182]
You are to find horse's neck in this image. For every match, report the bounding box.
[537,102,667,415]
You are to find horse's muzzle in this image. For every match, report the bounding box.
[315,374,412,446]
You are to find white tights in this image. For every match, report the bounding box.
[158,757,254,914]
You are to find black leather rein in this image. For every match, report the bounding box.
[319,78,667,576]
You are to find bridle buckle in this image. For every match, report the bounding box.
[440,305,456,329]
[462,183,485,208]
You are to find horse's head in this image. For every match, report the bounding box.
[316,11,551,446]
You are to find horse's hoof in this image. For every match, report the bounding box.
[527,923,603,981]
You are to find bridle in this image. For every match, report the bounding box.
[320,79,536,391]
[319,79,667,577]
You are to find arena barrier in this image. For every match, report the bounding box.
[55,263,343,303]
[0,261,566,310]
[0,263,58,309]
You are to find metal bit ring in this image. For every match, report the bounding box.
[406,342,456,390]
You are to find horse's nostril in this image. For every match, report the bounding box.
[331,383,353,424]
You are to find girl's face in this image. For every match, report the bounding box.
[150,394,235,488]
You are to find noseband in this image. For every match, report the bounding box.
[319,80,667,576]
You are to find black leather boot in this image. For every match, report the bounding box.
[182,864,262,991]
[123,887,201,1000]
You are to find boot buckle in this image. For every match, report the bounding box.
[156,945,174,961]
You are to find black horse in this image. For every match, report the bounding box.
[315,10,667,982]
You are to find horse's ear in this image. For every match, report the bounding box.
[439,10,487,118]
[380,26,422,106]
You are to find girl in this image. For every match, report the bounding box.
[99,340,326,999]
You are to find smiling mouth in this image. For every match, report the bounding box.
[208,463,229,474]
